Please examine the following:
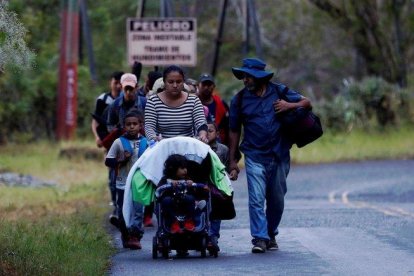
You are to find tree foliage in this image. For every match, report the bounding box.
[0,0,413,142]
[309,0,413,87]
[0,1,35,72]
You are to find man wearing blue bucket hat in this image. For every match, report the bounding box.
[228,57,312,253]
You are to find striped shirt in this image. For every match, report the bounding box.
[145,93,207,140]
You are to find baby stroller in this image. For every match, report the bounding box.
[153,180,211,258]
[123,137,234,259]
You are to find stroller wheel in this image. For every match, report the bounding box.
[162,247,169,259]
[152,237,158,259]
[162,238,170,259]
[201,248,207,258]
[200,236,207,258]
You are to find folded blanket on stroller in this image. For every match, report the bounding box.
[123,137,233,228]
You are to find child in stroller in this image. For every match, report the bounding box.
[123,136,234,258]
[154,154,211,258]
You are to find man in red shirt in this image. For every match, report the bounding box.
[197,73,230,146]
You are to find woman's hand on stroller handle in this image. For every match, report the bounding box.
[197,130,208,144]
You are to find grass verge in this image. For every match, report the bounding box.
[0,141,114,275]
[291,126,414,164]
[0,209,113,275]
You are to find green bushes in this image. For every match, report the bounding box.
[0,64,98,143]
[317,77,413,132]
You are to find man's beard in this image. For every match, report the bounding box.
[245,82,258,92]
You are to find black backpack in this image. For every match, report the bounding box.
[236,83,323,148]
[91,93,111,140]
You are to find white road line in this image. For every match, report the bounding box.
[340,191,414,218]
[328,191,336,203]
[389,207,414,218]
[341,191,349,204]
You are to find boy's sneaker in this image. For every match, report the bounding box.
[184,219,195,231]
[267,237,278,250]
[251,239,266,253]
[126,236,142,250]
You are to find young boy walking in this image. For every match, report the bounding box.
[105,109,148,249]
[206,122,230,253]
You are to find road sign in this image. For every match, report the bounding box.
[127,18,197,66]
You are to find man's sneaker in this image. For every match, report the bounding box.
[267,237,279,250]
[207,235,220,252]
[126,236,142,250]
[251,239,266,253]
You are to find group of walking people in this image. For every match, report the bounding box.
[91,57,312,254]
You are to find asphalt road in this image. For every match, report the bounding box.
[109,159,414,275]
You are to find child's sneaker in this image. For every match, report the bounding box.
[184,219,195,231]
[143,215,154,227]
[171,220,181,233]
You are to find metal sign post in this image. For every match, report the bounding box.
[56,0,79,140]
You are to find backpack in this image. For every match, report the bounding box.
[91,93,112,140]
[119,136,148,158]
[236,83,323,148]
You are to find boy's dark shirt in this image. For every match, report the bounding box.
[210,141,229,172]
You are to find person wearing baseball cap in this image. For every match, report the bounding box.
[106,73,146,133]
[199,73,215,83]
[104,72,147,249]
[197,73,230,146]
[228,57,312,254]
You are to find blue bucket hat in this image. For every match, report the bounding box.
[232,58,274,80]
